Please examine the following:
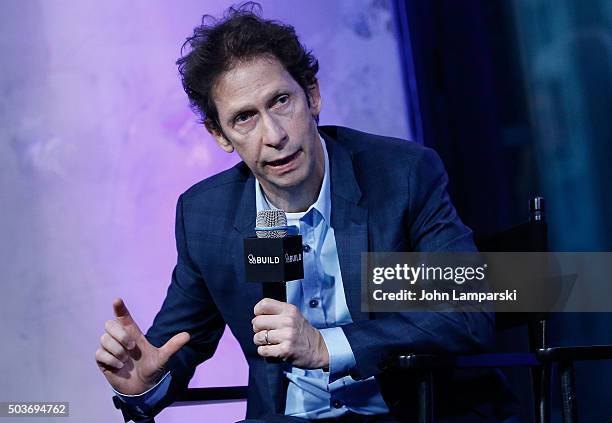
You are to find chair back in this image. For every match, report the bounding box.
[475,197,548,345]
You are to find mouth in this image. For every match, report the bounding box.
[265,150,301,168]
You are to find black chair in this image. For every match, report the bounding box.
[393,197,612,423]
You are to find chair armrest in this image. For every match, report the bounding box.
[394,344,612,371]
[394,352,540,370]
[537,345,612,362]
[170,386,248,407]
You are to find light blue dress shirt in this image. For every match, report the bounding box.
[114,135,389,418]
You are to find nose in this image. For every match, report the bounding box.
[261,113,288,148]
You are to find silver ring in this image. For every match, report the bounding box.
[265,330,271,345]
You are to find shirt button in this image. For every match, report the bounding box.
[331,399,344,409]
[302,244,311,252]
[309,299,319,308]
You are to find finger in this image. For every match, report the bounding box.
[113,298,139,329]
[252,315,290,332]
[105,319,136,350]
[253,298,286,316]
[257,344,288,361]
[253,329,277,346]
[158,332,190,364]
[100,333,129,362]
[96,348,124,369]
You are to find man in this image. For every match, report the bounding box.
[95,4,518,422]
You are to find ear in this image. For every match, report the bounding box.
[205,120,234,153]
[306,79,321,118]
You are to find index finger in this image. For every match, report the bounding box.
[113,298,136,327]
[254,298,285,316]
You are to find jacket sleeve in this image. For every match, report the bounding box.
[113,194,226,420]
[341,147,495,381]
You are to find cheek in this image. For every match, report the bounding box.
[232,145,259,166]
[286,108,314,136]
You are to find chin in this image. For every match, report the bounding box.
[270,173,308,190]
[272,178,302,190]
[269,167,308,186]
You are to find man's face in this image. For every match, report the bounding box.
[208,55,323,200]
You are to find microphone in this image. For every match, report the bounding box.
[244,210,304,302]
[255,209,288,238]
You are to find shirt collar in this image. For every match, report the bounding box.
[255,133,331,223]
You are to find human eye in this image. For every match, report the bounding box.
[274,94,290,107]
[234,111,254,125]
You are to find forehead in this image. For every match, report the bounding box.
[212,55,301,116]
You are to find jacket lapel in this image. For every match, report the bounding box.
[232,172,256,239]
[321,129,371,323]
[232,172,257,302]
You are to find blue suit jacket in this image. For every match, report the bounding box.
[120,126,517,422]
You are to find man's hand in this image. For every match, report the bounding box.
[252,298,329,369]
[95,298,190,395]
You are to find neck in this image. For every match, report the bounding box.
[262,178,322,213]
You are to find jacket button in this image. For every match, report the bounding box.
[303,244,311,252]
[331,399,344,409]
[309,299,319,308]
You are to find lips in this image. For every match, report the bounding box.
[266,150,300,167]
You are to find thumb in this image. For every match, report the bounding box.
[158,332,190,364]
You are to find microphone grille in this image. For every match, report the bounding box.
[256,210,288,238]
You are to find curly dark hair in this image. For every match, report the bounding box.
[176,2,319,133]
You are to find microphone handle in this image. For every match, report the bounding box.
[262,282,286,364]
[262,282,287,303]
